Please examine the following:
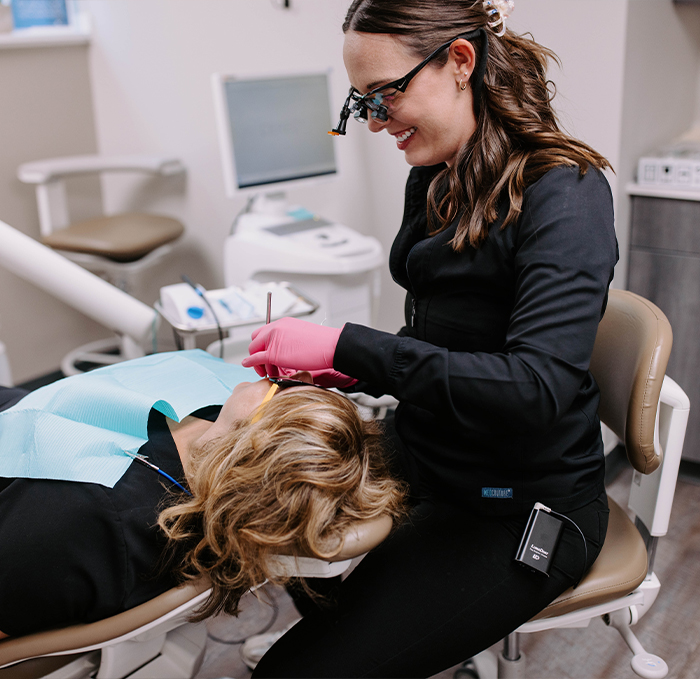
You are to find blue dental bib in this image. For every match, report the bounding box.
[0,350,255,487]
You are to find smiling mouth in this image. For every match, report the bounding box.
[395,127,417,143]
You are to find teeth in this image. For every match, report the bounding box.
[396,127,417,143]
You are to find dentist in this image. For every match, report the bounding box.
[243,1,618,676]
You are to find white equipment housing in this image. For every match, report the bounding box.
[223,211,384,333]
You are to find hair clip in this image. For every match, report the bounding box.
[483,0,514,37]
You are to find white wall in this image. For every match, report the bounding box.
[510,0,629,193]
[5,0,700,378]
[84,0,637,335]
[616,0,700,286]
[84,0,375,291]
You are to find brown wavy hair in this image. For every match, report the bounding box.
[158,388,405,621]
[343,0,612,251]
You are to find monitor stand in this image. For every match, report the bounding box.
[249,191,288,218]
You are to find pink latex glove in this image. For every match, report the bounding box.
[271,366,356,389]
[242,317,342,378]
[307,368,358,389]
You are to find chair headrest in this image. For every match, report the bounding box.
[589,290,672,474]
[277,514,394,562]
[335,514,393,560]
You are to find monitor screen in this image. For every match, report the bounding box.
[213,72,338,196]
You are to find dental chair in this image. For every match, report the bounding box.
[466,289,690,679]
[0,516,392,679]
[17,155,186,376]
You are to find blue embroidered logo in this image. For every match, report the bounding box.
[481,487,513,499]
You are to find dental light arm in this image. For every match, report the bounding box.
[0,220,155,346]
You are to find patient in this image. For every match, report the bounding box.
[0,370,404,638]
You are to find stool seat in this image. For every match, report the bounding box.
[532,498,648,621]
[42,213,184,263]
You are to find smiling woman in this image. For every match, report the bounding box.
[0,364,405,638]
[242,1,619,676]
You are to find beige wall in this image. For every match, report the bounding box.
[0,43,107,383]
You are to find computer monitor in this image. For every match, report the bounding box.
[212,72,338,198]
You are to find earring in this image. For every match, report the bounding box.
[460,73,469,91]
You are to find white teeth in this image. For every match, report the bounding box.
[396,127,417,143]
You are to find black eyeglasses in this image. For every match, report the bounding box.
[330,28,488,137]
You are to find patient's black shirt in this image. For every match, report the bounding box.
[0,392,220,637]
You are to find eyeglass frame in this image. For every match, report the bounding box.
[330,28,488,136]
[268,376,329,390]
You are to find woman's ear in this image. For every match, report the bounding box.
[449,38,477,80]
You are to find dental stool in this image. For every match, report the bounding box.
[0,516,392,679]
[17,155,186,376]
[464,290,690,679]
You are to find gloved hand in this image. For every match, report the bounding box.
[242,317,342,378]
[270,366,356,388]
[307,368,358,389]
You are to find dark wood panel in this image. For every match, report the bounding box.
[628,249,700,461]
[630,196,700,255]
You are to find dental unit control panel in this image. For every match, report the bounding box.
[224,209,383,284]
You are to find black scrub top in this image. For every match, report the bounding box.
[336,165,618,515]
[0,391,220,637]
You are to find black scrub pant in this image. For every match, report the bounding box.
[253,491,608,679]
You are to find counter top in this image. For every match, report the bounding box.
[626,182,700,202]
[0,22,90,49]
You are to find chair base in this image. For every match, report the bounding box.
[461,582,668,679]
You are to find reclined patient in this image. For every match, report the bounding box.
[0,352,404,638]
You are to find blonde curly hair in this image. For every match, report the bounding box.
[158,387,405,621]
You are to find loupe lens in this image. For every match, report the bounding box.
[353,107,368,123]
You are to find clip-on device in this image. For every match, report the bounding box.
[515,502,588,585]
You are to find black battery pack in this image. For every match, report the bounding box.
[515,503,563,576]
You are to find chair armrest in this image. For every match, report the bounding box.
[660,375,690,411]
[17,155,185,184]
[628,375,691,537]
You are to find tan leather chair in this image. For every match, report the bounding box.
[0,516,392,679]
[470,290,690,679]
[17,155,186,376]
